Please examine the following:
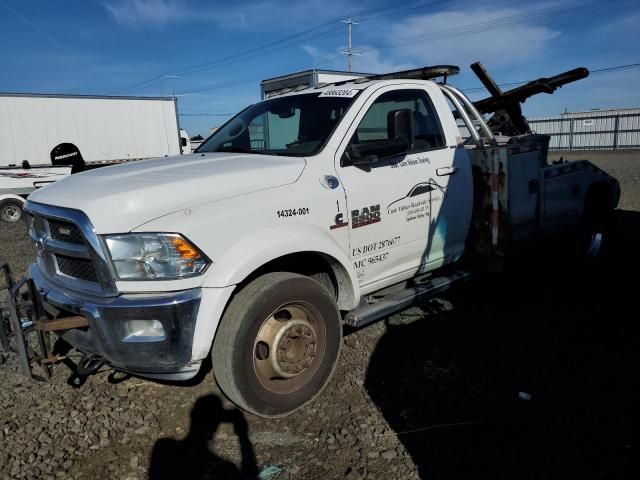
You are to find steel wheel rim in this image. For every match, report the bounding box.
[1,204,21,222]
[252,302,326,395]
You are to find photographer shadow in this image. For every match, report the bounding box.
[148,394,259,480]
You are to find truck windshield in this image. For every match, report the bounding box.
[198,93,358,157]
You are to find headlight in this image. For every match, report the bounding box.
[105,233,210,280]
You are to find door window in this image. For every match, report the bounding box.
[350,89,446,153]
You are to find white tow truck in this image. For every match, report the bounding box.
[2,63,619,417]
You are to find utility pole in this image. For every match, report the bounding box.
[341,17,359,72]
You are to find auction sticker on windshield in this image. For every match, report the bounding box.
[319,89,359,98]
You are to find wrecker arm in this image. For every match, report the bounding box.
[471,62,589,136]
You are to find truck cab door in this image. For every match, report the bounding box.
[335,85,468,291]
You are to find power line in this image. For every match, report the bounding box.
[591,63,640,74]
[177,49,350,96]
[110,0,450,95]
[461,62,640,94]
[178,61,639,128]
[110,22,343,94]
[357,0,449,23]
[182,0,448,72]
[356,0,615,57]
[0,0,65,51]
[180,0,615,96]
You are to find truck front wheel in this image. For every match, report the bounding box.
[0,199,24,223]
[212,272,342,417]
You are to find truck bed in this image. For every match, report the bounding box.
[464,134,620,262]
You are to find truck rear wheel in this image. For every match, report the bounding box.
[578,186,615,258]
[0,199,23,223]
[212,272,342,417]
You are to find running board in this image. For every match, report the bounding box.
[344,268,475,328]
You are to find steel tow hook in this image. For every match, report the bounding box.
[75,353,107,377]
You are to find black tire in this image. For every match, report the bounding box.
[0,199,23,223]
[212,272,342,417]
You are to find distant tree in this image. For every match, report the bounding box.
[190,134,204,141]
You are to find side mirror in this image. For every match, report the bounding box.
[388,109,414,150]
[343,108,414,166]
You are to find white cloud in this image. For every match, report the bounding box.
[102,0,188,28]
[383,7,562,67]
[300,44,413,74]
[102,0,354,30]
[350,47,415,74]
[297,3,564,76]
[300,44,320,58]
[594,9,640,36]
[101,0,252,28]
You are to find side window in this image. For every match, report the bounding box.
[350,89,446,153]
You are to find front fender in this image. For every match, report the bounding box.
[202,223,360,310]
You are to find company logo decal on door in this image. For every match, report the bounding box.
[329,204,381,230]
[386,181,445,222]
[351,204,380,228]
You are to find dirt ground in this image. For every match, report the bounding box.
[0,151,636,480]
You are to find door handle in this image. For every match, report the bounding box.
[436,166,458,176]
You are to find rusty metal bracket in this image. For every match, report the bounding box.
[0,263,57,381]
[11,278,53,381]
[1,261,95,381]
[1,262,15,352]
[0,260,111,393]
[37,316,89,332]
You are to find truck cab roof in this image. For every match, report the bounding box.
[263,65,460,99]
[271,78,422,99]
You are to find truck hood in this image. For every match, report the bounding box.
[28,152,306,233]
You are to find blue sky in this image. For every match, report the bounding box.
[1,0,639,137]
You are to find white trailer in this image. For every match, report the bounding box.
[0,93,191,223]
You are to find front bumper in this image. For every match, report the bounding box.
[29,263,202,380]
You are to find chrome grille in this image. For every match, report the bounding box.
[25,202,117,297]
[55,255,98,283]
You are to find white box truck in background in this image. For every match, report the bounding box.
[260,69,369,99]
[0,93,191,223]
